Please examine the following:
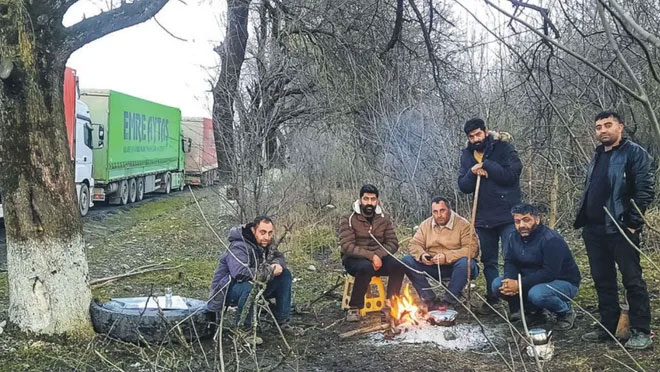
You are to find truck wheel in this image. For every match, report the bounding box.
[136,178,145,201]
[128,178,137,203]
[79,184,90,217]
[90,297,214,344]
[119,180,129,205]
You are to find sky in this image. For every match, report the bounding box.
[61,1,518,119]
[64,1,225,118]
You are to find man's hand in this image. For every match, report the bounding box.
[431,253,447,265]
[499,279,519,296]
[421,254,433,266]
[471,163,488,178]
[271,264,283,276]
[371,255,382,271]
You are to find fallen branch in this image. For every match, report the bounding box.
[90,265,182,287]
[339,323,389,339]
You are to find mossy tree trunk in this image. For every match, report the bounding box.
[0,0,168,336]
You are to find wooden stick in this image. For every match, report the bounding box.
[90,265,182,287]
[467,175,482,309]
[339,323,389,339]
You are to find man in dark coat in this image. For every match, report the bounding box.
[337,184,404,321]
[458,118,523,312]
[575,111,654,350]
[208,216,292,334]
[493,204,581,331]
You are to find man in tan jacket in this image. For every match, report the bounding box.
[337,184,404,321]
[402,197,479,309]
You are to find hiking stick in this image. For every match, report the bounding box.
[467,175,482,309]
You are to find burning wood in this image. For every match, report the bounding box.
[389,284,422,327]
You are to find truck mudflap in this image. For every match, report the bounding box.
[170,172,185,191]
[92,187,106,201]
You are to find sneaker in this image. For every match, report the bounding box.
[346,308,362,322]
[554,310,576,331]
[235,329,263,346]
[509,311,521,322]
[581,328,613,343]
[475,298,500,315]
[526,311,547,326]
[625,329,653,350]
[279,322,305,336]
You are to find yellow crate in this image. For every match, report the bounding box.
[341,275,386,316]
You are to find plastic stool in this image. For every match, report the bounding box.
[341,275,387,316]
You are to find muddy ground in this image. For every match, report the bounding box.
[0,186,659,371]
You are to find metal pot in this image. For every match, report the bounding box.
[528,328,552,345]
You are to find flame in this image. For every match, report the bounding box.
[389,284,421,325]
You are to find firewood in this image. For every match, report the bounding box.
[339,323,389,339]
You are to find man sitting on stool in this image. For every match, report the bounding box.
[337,184,405,322]
[402,197,479,310]
[492,204,581,330]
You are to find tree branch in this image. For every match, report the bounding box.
[381,0,404,56]
[596,3,660,140]
[61,0,170,58]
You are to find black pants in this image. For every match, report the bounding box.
[582,224,651,333]
[343,255,405,309]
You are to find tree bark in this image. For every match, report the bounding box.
[0,0,168,336]
[212,0,252,177]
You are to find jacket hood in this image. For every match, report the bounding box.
[228,224,261,248]
[352,199,384,217]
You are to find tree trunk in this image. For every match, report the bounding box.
[0,17,92,335]
[213,0,252,177]
[0,0,169,336]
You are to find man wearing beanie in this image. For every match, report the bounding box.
[458,118,523,314]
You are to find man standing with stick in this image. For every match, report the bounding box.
[458,118,523,314]
[575,111,654,350]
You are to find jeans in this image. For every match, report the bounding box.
[491,276,578,314]
[343,255,405,308]
[226,268,292,328]
[477,223,516,301]
[402,255,479,305]
[583,224,651,333]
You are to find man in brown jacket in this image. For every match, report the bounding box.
[337,184,404,321]
[402,197,479,309]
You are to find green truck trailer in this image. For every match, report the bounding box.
[80,90,186,204]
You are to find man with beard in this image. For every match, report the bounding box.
[575,111,654,349]
[492,204,581,331]
[458,118,523,314]
[337,184,404,322]
[403,197,479,310]
[208,216,293,344]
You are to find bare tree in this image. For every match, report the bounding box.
[212,0,252,176]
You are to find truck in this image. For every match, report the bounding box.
[80,90,186,205]
[0,67,101,217]
[181,117,219,186]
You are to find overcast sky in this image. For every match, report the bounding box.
[64,1,225,118]
[61,1,515,119]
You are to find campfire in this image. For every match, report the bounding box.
[384,284,459,339]
[389,284,422,327]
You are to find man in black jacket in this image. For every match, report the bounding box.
[575,111,654,349]
[493,204,581,331]
[458,118,522,312]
